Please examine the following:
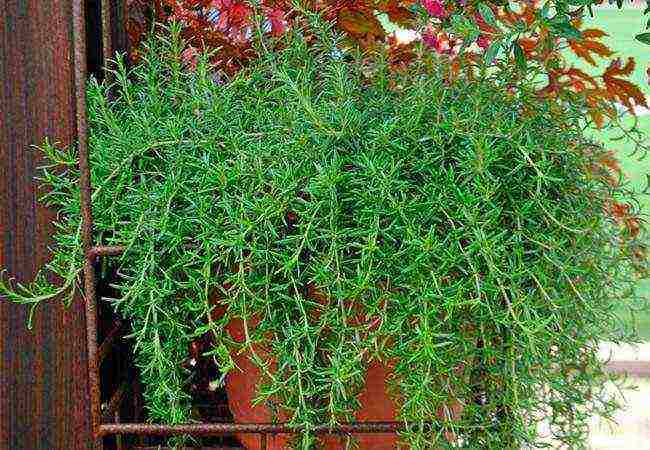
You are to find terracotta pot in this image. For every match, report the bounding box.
[223,315,291,450]
[223,315,401,450]
[216,297,464,450]
[318,359,400,450]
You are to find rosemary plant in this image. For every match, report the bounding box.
[1,20,648,449]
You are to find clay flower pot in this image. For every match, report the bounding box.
[223,315,291,450]
[211,283,401,450]
[319,359,400,450]
[212,291,464,450]
[223,315,400,450]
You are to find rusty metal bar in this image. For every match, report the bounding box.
[115,425,124,450]
[115,412,124,450]
[73,0,103,442]
[261,433,267,450]
[101,0,113,66]
[98,320,124,364]
[132,380,145,446]
[102,382,129,422]
[121,0,130,58]
[99,422,407,437]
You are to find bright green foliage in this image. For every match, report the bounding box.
[2,22,648,449]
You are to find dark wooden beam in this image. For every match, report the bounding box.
[0,1,92,449]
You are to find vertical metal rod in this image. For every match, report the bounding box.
[103,382,128,421]
[97,319,124,363]
[133,380,146,446]
[120,0,131,60]
[101,0,113,68]
[261,433,267,450]
[73,0,101,442]
[114,412,124,450]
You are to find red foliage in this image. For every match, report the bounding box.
[603,57,648,111]
[568,29,612,66]
[605,200,641,238]
[123,0,645,122]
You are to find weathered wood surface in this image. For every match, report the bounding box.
[0,1,92,449]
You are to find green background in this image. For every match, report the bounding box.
[579,8,650,340]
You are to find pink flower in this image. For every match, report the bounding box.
[422,0,448,18]
[265,7,287,36]
[422,30,441,51]
[422,29,458,55]
[476,35,490,50]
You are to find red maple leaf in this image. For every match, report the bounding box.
[603,58,648,112]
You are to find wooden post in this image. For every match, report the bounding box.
[0,1,92,448]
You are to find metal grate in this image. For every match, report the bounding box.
[73,2,408,449]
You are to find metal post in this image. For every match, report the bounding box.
[72,0,102,442]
